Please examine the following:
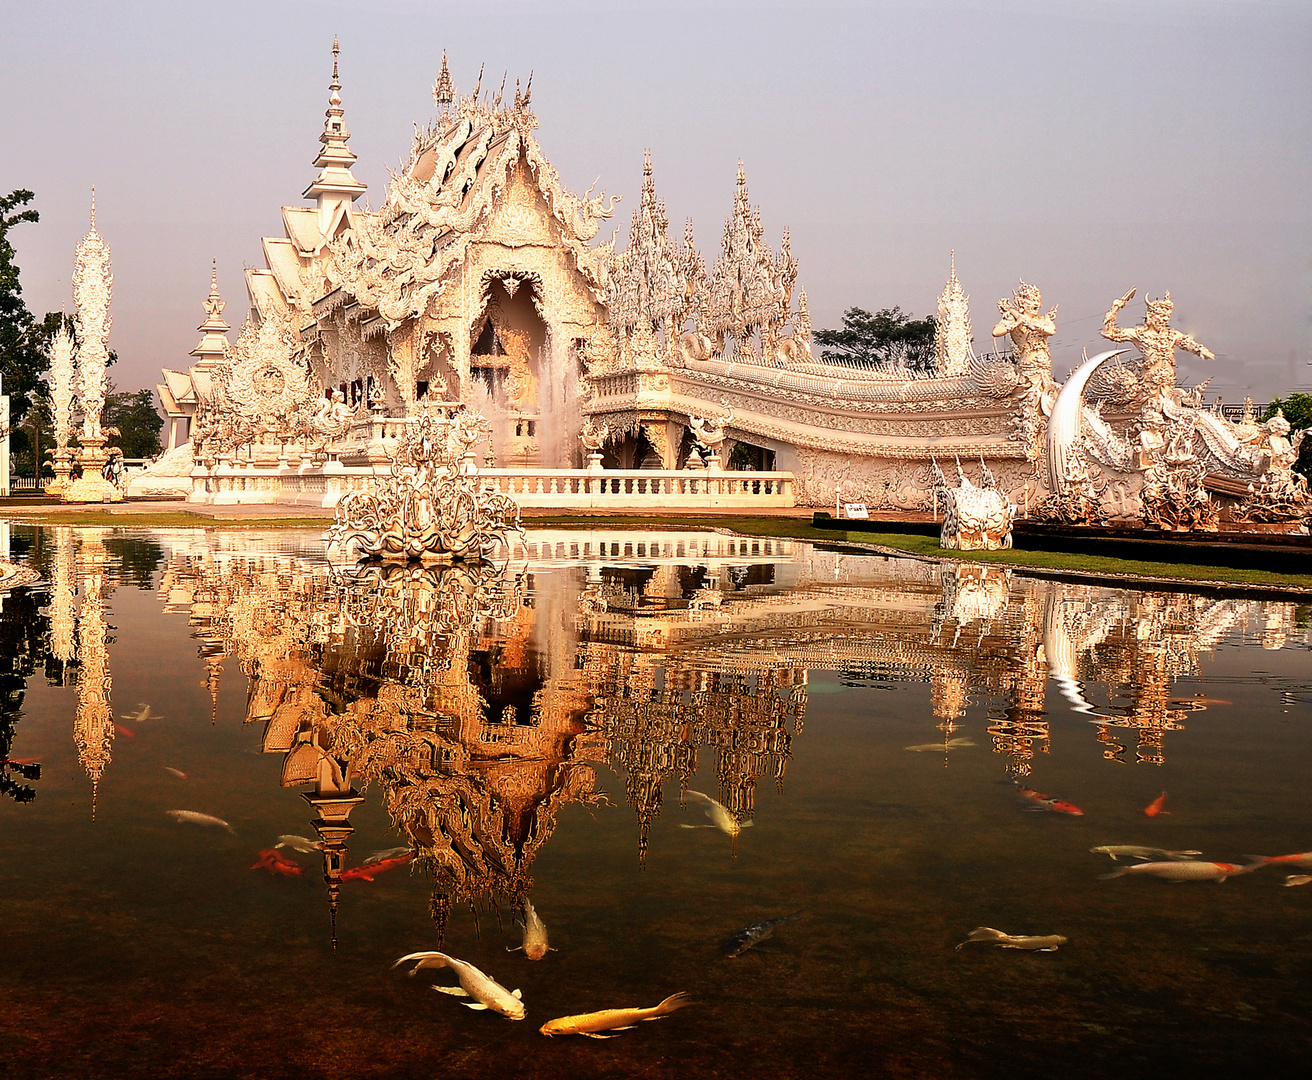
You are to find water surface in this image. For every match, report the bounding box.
[1,525,1309,1079]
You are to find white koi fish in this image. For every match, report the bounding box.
[1100,860,1252,882]
[1284,875,1312,887]
[123,704,162,723]
[681,790,753,839]
[391,951,525,1020]
[274,834,322,853]
[365,846,412,862]
[956,927,1067,951]
[167,810,236,834]
[905,737,976,753]
[1090,845,1202,862]
[163,767,188,780]
[507,896,554,961]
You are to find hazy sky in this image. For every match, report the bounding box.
[3,0,1309,402]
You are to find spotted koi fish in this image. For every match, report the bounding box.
[1014,780,1083,816]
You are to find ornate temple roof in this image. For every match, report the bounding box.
[325,64,618,333]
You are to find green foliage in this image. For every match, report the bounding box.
[814,306,938,374]
[104,387,163,459]
[1262,393,1312,478]
[0,189,46,420]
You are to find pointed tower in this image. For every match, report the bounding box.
[190,262,230,373]
[303,37,367,233]
[935,251,973,377]
[432,52,455,114]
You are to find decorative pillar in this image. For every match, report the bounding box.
[63,192,123,503]
[0,374,8,497]
[46,324,76,494]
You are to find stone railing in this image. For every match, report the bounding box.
[189,459,794,509]
[479,468,794,507]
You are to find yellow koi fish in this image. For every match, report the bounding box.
[539,992,692,1038]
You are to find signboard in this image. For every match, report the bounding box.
[844,503,869,519]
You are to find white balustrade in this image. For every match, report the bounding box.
[191,463,794,509]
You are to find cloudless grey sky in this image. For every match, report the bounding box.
[3,0,1309,400]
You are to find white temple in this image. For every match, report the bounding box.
[132,44,1308,531]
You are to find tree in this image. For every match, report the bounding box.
[0,190,46,422]
[104,386,163,459]
[1262,393,1312,479]
[814,306,938,374]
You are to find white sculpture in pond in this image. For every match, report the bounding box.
[328,411,523,561]
[933,457,1015,551]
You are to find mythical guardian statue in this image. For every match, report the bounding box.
[932,457,1015,551]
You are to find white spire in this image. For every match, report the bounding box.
[935,250,972,376]
[191,261,231,369]
[303,37,367,231]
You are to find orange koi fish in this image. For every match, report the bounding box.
[1144,792,1169,817]
[113,723,136,738]
[342,852,413,882]
[1014,781,1083,816]
[251,849,303,877]
[1,757,40,766]
[1245,851,1312,871]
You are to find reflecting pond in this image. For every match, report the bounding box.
[1,524,1310,1079]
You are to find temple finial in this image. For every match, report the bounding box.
[432,51,455,111]
[89,187,97,230]
[304,37,367,222]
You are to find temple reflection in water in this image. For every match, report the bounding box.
[25,527,1305,936]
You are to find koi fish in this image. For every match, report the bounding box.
[905,738,976,752]
[1099,860,1252,882]
[955,927,1067,952]
[539,992,692,1038]
[1014,781,1083,815]
[365,846,412,862]
[680,790,753,854]
[342,852,413,881]
[1,757,40,766]
[250,849,303,876]
[1090,845,1201,862]
[392,951,525,1020]
[113,723,136,739]
[122,704,162,723]
[507,896,553,961]
[274,834,322,853]
[722,910,804,957]
[1244,851,1312,870]
[167,810,236,834]
[163,767,188,779]
[1144,792,1169,817]
[1285,875,1312,887]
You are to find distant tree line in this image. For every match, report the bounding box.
[814,306,937,374]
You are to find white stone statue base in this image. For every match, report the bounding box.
[61,474,124,503]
